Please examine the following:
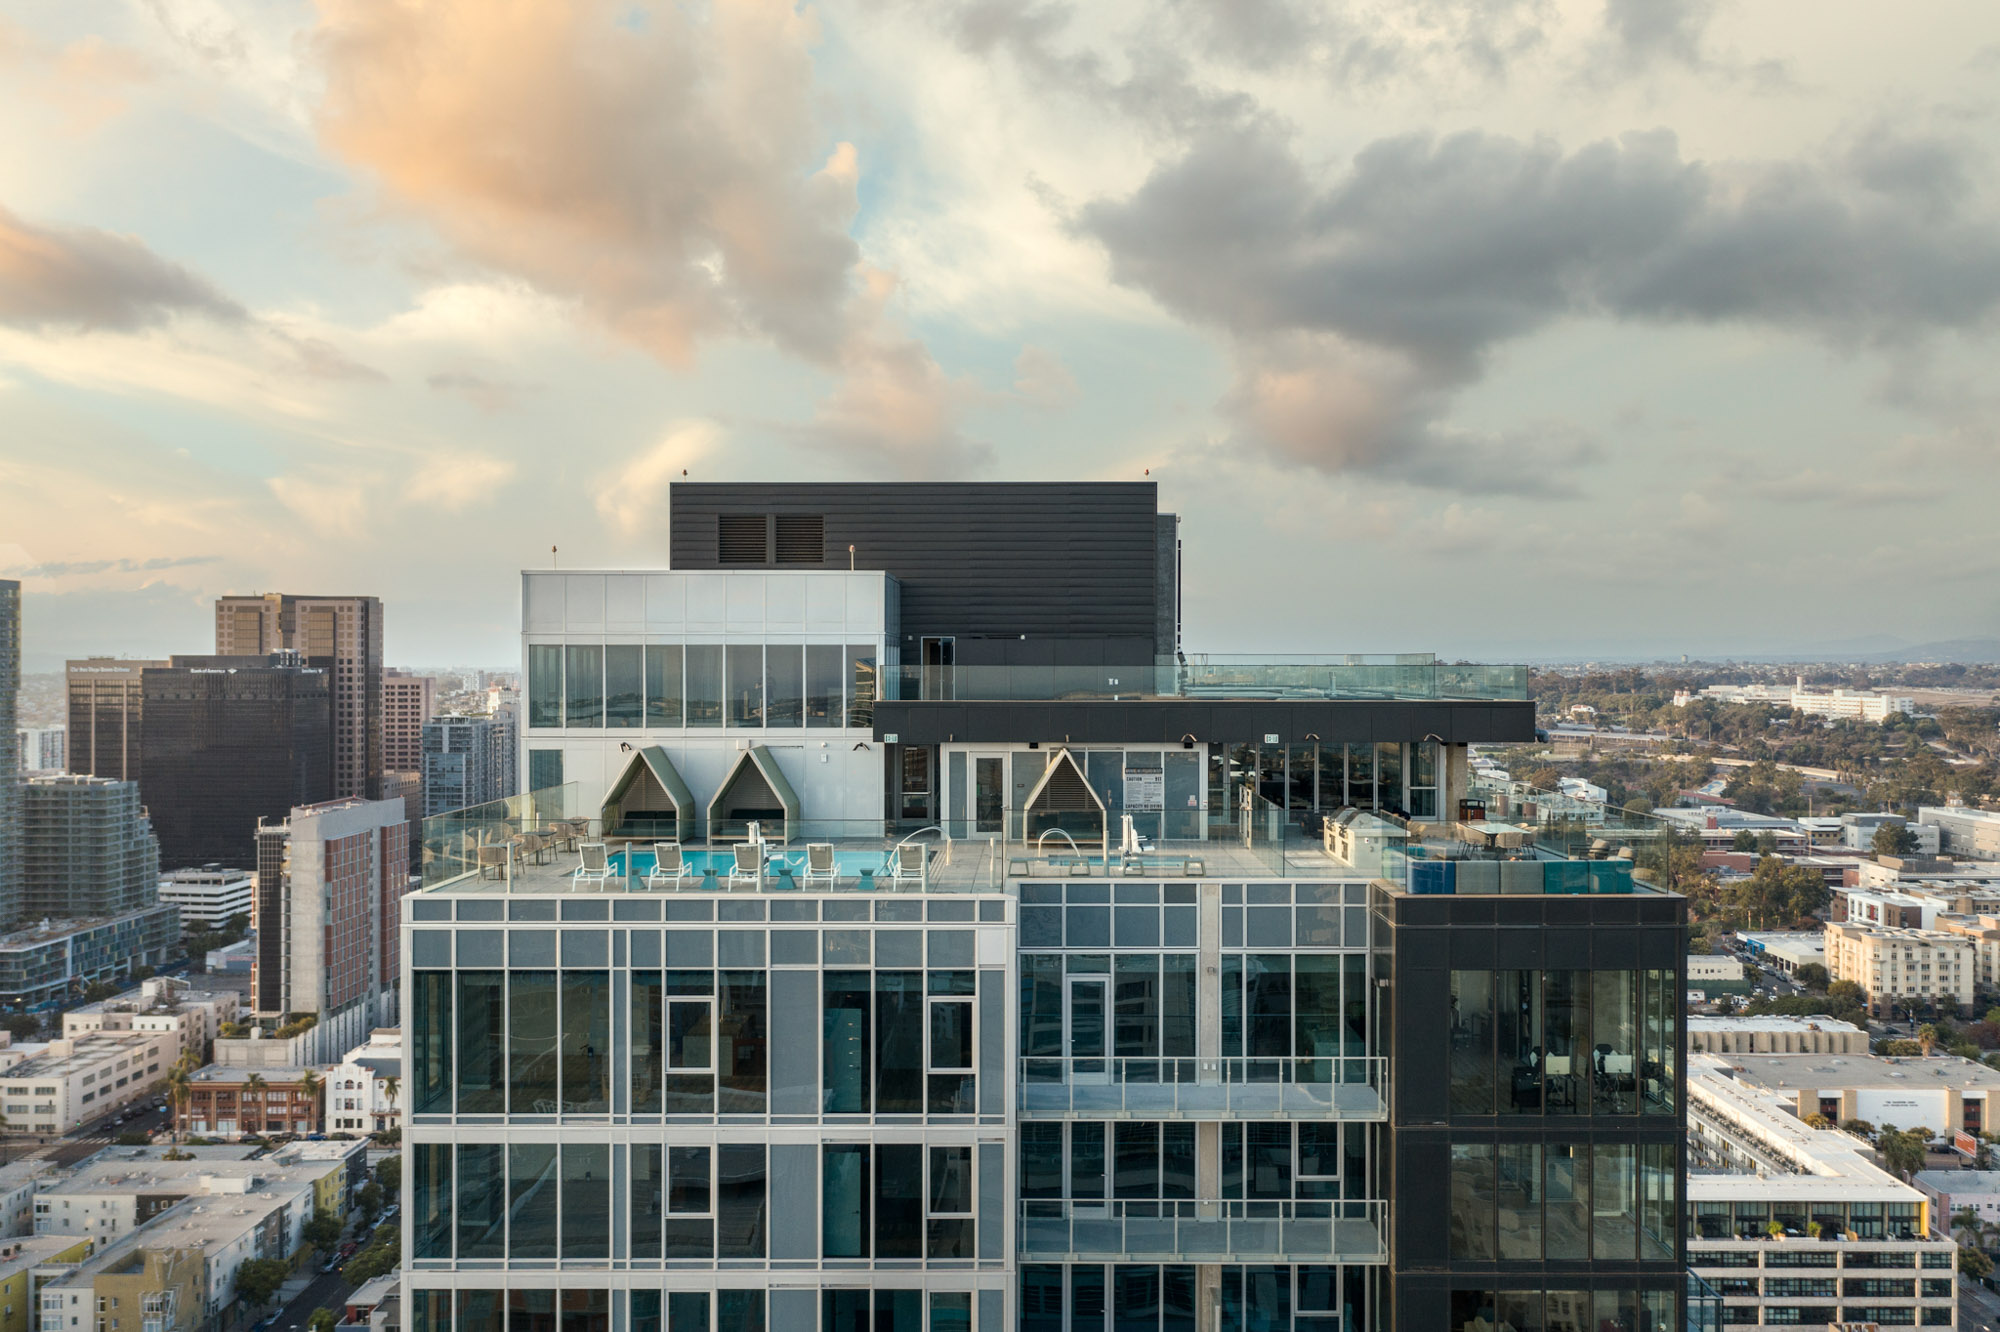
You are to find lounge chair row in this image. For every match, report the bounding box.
[569,841,929,888]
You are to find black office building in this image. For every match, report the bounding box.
[140,654,333,869]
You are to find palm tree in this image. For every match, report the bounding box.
[240,1074,267,1138]
[1918,1024,1939,1058]
[298,1069,322,1135]
[381,1076,400,1133]
[1955,1206,1984,1248]
[165,1063,192,1143]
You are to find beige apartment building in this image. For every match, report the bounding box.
[1825,920,1976,1015]
[382,671,436,776]
[0,1031,177,1134]
[1687,1015,1871,1056]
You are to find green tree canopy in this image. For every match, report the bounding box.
[234,1258,291,1307]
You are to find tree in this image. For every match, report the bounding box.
[1795,963,1830,991]
[1963,1245,1995,1279]
[1874,822,1921,857]
[1955,1206,1985,1248]
[308,1309,338,1332]
[1803,1113,1833,1129]
[376,1154,401,1195]
[382,1075,400,1122]
[2,1014,41,1040]
[233,1258,290,1308]
[1878,1127,1928,1178]
[303,1209,343,1251]
[1731,829,1757,852]
[240,1074,267,1136]
[1918,1024,1940,1057]
[1828,980,1866,1008]
[357,1181,383,1222]
[165,1062,193,1143]
[1840,1119,1875,1137]
[1755,831,1780,856]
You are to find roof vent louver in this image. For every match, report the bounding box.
[718,515,768,565]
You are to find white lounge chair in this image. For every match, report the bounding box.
[646,842,691,889]
[889,843,927,883]
[805,843,838,882]
[729,842,764,888]
[573,842,613,885]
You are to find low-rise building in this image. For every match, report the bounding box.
[0,1236,93,1332]
[0,911,182,1010]
[1921,804,2000,860]
[154,868,253,933]
[1737,931,1826,977]
[176,1066,323,1140]
[1687,953,1749,997]
[61,979,238,1066]
[1912,1169,2000,1241]
[33,1154,354,1241]
[35,1226,206,1332]
[1686,1054,1956,1329]
[1723,1050,2000,1137]
[1843,813,1942,856]
[1687,1015,1870,1056]
[0,1033,177,1135]
[203,939,253,975]
[328,1031,401,1136]
[1824,920,1975,1016]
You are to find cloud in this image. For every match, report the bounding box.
[1600,0,1712,69]
[0,553,221,578]
[407,453,519,510]
[1013,344,1079,409]
[0,203,243,331]
[427,370,528,413]
[1079,124,2000,486]
[313,0,859,365]
[595,421,722,535]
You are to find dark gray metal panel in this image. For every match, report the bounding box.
[770,1289,816,1332]
[978,970,1004,1115]
[670,482,1166,649]
[770,970,819,1114]
[768,1142,817,1259]
[978,1141,1004,1260]
[979,1290,1004,1332]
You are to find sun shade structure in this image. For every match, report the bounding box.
[1020,748,1107,858]
[600,745,696,842]
[707,745,801,843]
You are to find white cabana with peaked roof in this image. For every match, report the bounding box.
[1020,748,1108,859]
[599,745,697,842]
[707,745,801,843]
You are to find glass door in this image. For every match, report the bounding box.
[1067,976,1109,1084]
[974,755,1005,835]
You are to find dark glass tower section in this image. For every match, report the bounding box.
[140,654,333,868]
[1374,883,1688,1332]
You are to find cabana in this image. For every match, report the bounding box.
[707,745,801,844]
[599,746,696,843]
[1020,747,1108,864]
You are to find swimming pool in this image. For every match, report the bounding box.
[611,846,905,882]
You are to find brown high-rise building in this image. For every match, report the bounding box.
[65,657,167,781]
[382,669,436,774]
[215,594,384,799]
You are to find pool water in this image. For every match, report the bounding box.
[611,846,902,882]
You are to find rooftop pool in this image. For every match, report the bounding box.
[610,846,915,883]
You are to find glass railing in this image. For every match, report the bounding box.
[1018,1200,1386,1262]
[876,656,1528,703]
[1018,1057,1386,1117]
[1685,1272,1723,1332]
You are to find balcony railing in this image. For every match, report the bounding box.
[1019,1200,1386,1262]
[876,657,1527,703]
[1019,1057,1386,1118]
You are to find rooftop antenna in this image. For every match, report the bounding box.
[551,545,558,569]
[848,543,856,571]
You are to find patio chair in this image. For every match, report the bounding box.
[889,843,928,883]
[646,842,691,890]
[805,843,838,882]
[573,841,613,885]
[729,842,764,888]
[476,843,513,882]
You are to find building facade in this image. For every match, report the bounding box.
[400,482,1689,1332]
[252,797,411,1062]
[1824,921,1975,1016]
[1921,805,2000,861]
[16,728,64,772]
[385,670,439,776]
[330,1028,404,1134]
[0,583,18,925]
[176,1067,323,1138]
[215,593,385,800]
[139,654,332,869]
[421,715,506,817]
[0,911,180,1008]
[155,867,254,932]
[16,775,160,925]
[65,659,164,783]
[0,1030,179,1133]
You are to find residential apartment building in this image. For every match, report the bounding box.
[0,1236,93,1332]
[384,670,438,775]
[1685,1054,1955,1328]
[0,583,18,923]
[1824,921,1975,1016]
[0,913,180,1009]
[214,593,384,800]
[1686,1016,1870,1057]
[329,1029,403,1134]
[420,714,506,817]
[1913,1170,2000,1241]
[32,1156,347,1242]
[252,797,411,1062]
[65,659,164,783]
[175,1066,323,1139]
[62,978,239,1065]
[154,868,253,933]
[139,654,332,870]
[0,1031,178,1134]
[16,729,63,772]
[1921,805,2000,861]
[16,776,160,925]
[400,482,1690,1332]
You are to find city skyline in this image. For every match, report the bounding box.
[4,2,2000,666]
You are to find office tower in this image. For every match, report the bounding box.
[0,581,17,923]
[399,483,1690,1332]
[421,714,504,816]
[157,866,255,932]
[65,658,165,781]
[17,773,162,922]
[385,669,438,775]
[215,593,384,799]
[140,654,332,869]
[253,796,411,1063]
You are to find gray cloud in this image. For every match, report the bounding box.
[0,203,243,331]
[2,554,222,578]
[1079,125,2000,486]
[1601,0,1712,68]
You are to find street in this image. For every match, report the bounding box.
[1964,1274,2000,1332]
[268,1267,358,1332]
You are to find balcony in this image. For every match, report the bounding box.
[1019,1200,1386,1262]
[876,655,1527,703]
[1019,1058,1386,1119]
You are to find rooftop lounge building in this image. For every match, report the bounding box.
[401,483,1696,1332]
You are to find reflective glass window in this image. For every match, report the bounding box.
[458,1142,505,1259]
[508,971,559,1114]
[685,645,722,727]
[1450,1144,1496,1260]
[806,645,844,728]
[562,1143,610,1257]
[1497,1143,1543,1260]
[766,645,803,727]
[528,645,562,727]
[644,645,682,726]
[726,645,763,727]
[632,971,663,1113]
[560,970,612,1112]
[605,645,643,727]
[847,645,876,728]
[411,970,451,1113]
[632,1144,663,1260]
[564,645,603,728]
[1592,1144,1637,1259]
[508,1144,558,1258]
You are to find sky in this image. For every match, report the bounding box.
[3,0,2000,671]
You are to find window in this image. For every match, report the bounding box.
[928,1146,974,1257]
[726,646,764,727]
[685,646,723,728]
[564,645,604,728]
[667,1146,714,1258]
[605,646,643,728]
[766,645,804,727]
[928,974,975,1113]
[668,998,715,1072]
[847,645,876,728]
[820,1143,940,1260]
[805,646,844,728]
[528,645,562,728]
[644,645,682,726]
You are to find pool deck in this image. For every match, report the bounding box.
[427,834,1364,894]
